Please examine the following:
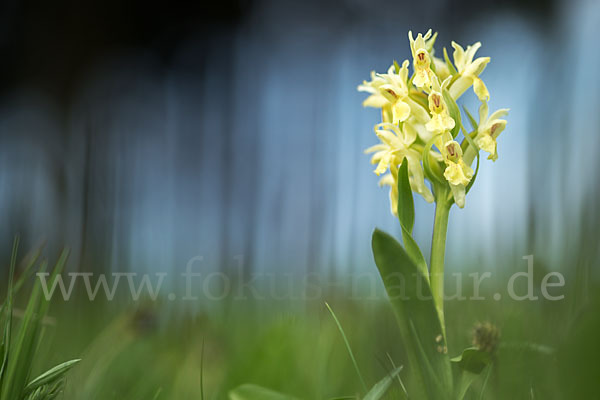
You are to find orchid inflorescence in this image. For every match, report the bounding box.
[358,29,509,211]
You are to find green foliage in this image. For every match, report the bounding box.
[397,159,428,281]
[371,229,452,399]
[229,384,300,400]
[0,239,80,400]
[443,48,458,76]
[325,302,367,391]
[443,89,461,138]
[462,105,478,131]
[451,348,491,375]
[362,367,402,400]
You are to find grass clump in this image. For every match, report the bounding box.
[0,238,80,400]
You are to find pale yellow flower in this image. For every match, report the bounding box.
[365,123,434,205]
[378,167,400,216]
[409,30,436,89]
[439,139,473,208]
[365,122,416,175]
[448,41,490,101]
[357,70,388,108]
[474,102,509,161]
[358,62,414,124]
[425,78,455,134]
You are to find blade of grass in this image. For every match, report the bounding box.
[23,359,81,394]
[386,354,407,399]
[0,259,47,399]
[478,365,492,400]
[363,367,403,400]
[0,237,19,390]
[200,338,205,400]
[325,302,367,392]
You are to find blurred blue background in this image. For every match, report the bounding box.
[0,0,598,279]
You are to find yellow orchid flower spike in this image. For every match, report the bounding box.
[474,101,509,161]
[359,32,510,368]
[448,41,490,102]
[358,29,507,212]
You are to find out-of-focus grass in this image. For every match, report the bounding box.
[16,272,596,400]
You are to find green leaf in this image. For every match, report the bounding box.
[396,159,414,234]
[443,47,458,76]
[363,367,402,400]
[443,89,461,138]
[393,60,400,74]
[229,384,301,400]
[0,237,19,388]
[24,359,81,394]
[462,105,478,131]
[152,388,163,400]
[442,93,460,138]
[422,137,445,185]
[200,339,205,400]
[478,365,493,399]
[451,348,493,399]
[451,347,492,375]
[397,159,428,281]
[371,229,452,399]
[0,248,70,400]
[455,370,478,400]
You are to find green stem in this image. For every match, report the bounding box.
[430,190,451,337]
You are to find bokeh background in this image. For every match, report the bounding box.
[1,0,598,279]
[2,0,600,399]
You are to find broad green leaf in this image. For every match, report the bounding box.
[443,89,461,138]
[397,159,428,281]
[23,359,81,394]
[363,367,402,400]
[451,347,492,374]
[452,349,492,399]
[229,384,300,400]
[408,320,449,396]
[396,159,415,234]
[371,229,452,399]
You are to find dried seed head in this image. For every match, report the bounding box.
[472,322,500,354]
